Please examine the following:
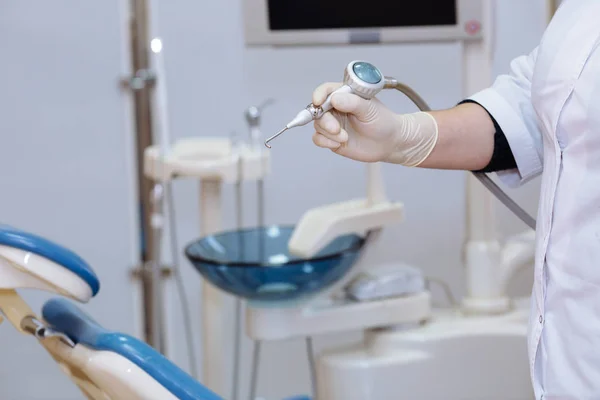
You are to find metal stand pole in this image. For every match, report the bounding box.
[306,337,318,399]
[249,341,262,400]
[123,0,167,351]
[232,132,244,400]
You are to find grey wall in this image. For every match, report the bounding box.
[0,0,548,399]
[0,2,137,399]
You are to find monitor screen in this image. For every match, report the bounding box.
[267,1,458,31]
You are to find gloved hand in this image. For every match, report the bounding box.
[311,82,439,166]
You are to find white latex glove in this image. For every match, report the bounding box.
[312,82,439,166]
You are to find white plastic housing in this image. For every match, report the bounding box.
[0,246,93,302]
[316,304,532,400]
[462,231,536,314]
[144,137,270,183]
[245,291,431,341]
[288,199,403,258]
[44,339,177,400]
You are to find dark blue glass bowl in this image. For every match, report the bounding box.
[184,225,365,304]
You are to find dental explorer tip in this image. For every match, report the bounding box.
[264,127,288,148]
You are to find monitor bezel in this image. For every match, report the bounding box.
[243,0,484,46]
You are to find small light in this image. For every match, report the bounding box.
[266,226,280,237]
[151,38,163,53]
[269,254,289,265]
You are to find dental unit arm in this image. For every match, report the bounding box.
[265,60,537,234]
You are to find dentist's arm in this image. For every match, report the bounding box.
[419,103,497,170]
[312,47,541,180]
[311,87,499,171]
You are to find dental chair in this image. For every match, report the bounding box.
[0,225,259,400]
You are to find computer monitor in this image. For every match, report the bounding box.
[244,0,484,46]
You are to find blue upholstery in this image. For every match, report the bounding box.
[42,298,223,400]
[42,298,312,400]
[0,225,99,296]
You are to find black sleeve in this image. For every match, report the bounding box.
[458,100,517,173]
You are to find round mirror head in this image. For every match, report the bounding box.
[352,61,383,84]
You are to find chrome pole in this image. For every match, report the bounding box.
[123,0,166,351]
[249,341,262,400]
[232,131,244,400]
[306,337,318,399]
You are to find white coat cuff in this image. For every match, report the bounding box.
[468,88,542,188]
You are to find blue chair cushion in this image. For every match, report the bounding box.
[42,298,223,400]
[0,225,99,296]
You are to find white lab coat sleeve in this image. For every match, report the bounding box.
[467,48,544,187]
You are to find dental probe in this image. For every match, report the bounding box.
[264,60,385,148]
[264,60,537,230]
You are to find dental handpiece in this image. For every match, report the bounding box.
[264,60,387,148]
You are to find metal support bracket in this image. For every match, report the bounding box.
[129,263,172,351]
[120,69,157,91]
[21,316,76,348]
[129,263,172,280]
